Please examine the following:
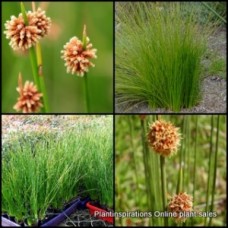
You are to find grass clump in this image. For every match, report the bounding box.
[116,2,212,112]
[2,116,113,225]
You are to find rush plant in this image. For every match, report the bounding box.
[2,116,113,225]
[115,115,226,226]
[116,2,214,112]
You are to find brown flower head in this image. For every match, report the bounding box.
[4,8,51,51]
[61,25,97,77]
[168,192,193,223]
[14,73,43,113]
[147,119,181,157]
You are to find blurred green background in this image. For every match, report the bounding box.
[2,2,113,113]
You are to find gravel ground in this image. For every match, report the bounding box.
[115,27,227,113]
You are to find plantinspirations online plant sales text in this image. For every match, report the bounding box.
[95,211,217,218]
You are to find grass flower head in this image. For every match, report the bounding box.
[147,119,181,157]
[14,73,43,113]
[31,8,51,37]
[168,192,193,223]
[61,25,97,77]
[4,8,51,51]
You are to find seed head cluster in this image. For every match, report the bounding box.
[4,8,51,51]
[61,29,97,77]
[147,120,181,157]
[168,192,193,223]
[14,74,43,113]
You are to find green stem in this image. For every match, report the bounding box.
[192,116,198,200]
[128,116,140,206]
[182,116,187,191]
[29,46,47,113]
[29,47,40,88]
[36,43,49,112]
[176,165,183,194]
[20,3,39,88]
[140,118,153,226]
[20,2,29,25]
[204,115,214,226]
[191,116,198,226]
[82,26,90,113]
[20,2,47,113]
[160,156,168,226]
[83,74,90,112]
[209,115,220,226]
[202,2,226,23]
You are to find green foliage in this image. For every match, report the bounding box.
[116,2,213,111]
[115,115,226,226]
[181,2,226,25]
[208,58,226,78]
[2,116,113,225]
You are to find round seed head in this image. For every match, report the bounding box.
[14,73,43,113]
[61,30,97,77]
[147,119,181,157]
[4,8,51,51]
[30,8,51,37]
[168,192,193,223]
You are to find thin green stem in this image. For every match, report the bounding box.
[209,115,220,226]
[20,2,47,113]
[29,47,47,113]
[187,117,191,193]
[176,166,183,194]
[36,43,49,112]
[204,115,214,226]
[29,47,40,88]
[140,117,153,226]
[160,156,168,226]
[20,2,39,88]
[182,116,188,191]
[192,116,198,200]
[191,116,198,225]
[20,2,29,25]
[128,116,140,206]
[176,116,185,199]
[202,2,226,23]
[83,74,90,112]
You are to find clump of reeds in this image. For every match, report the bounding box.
[2,116,113,225]
[116,2,214,111]
[115,115,224,226]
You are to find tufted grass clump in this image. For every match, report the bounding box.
[116,2,213,112]
[2,116,113,225]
